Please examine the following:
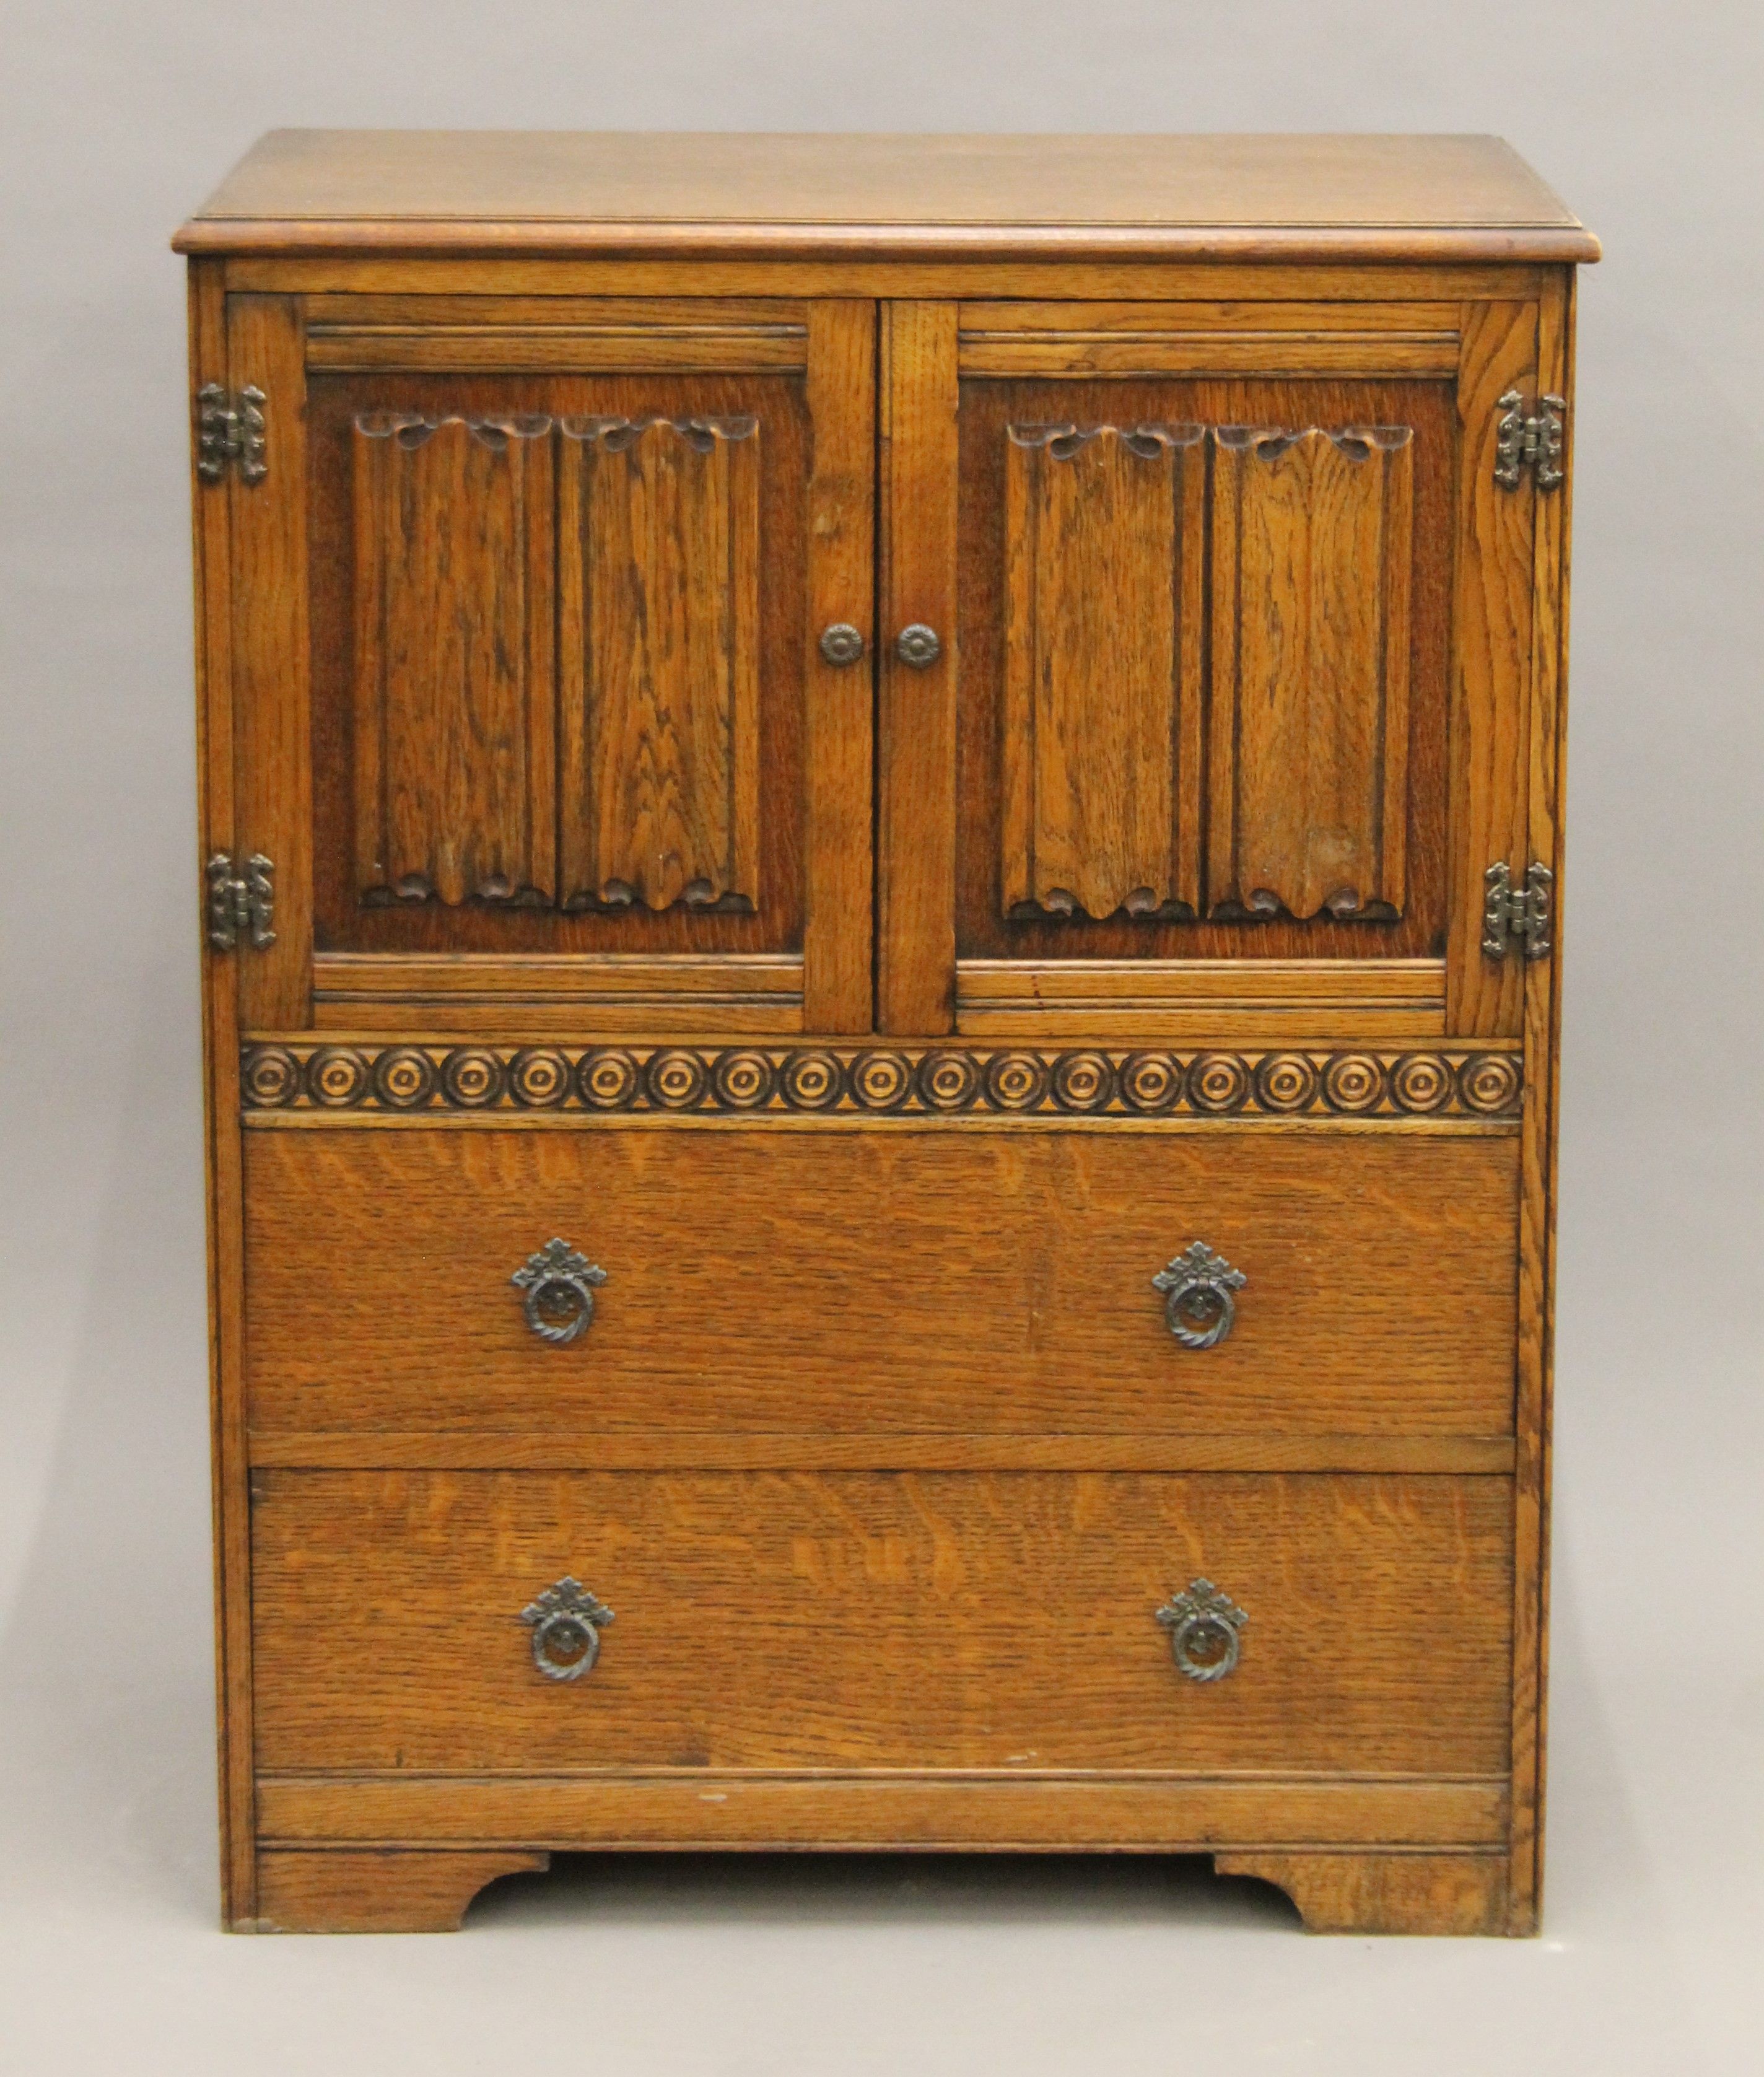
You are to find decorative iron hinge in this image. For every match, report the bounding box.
[1482,861,1553,960]
[195,383,268,484]
[206,852,276,952]
[1493,390,1566,491]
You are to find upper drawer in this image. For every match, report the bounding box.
[243,1120,1518,1441]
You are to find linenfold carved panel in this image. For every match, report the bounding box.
[1002,423,1205,921]
[1209,425,1415,922]
[351,413,557,907]
[558,415,761,915]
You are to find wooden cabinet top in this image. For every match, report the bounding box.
[174,131,1598,263]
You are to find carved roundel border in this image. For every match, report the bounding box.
[241,1044,1521,1119]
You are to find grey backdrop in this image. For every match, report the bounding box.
[2,4,1759,2071]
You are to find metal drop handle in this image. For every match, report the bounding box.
[519,1578,614,1681]
[1156,1578,1247,1682]
[894,623,942,668]
[819,623,866,666]
[511,1238,607,1345]
[1153,1243,1246,1350]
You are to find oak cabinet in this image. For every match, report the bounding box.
[178,130,1594,1936]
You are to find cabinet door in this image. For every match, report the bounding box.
[212,294,874,1035]
[877,297,1552,1040]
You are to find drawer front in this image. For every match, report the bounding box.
[244,1126,1518,1437]
[251,1469,1513,1775]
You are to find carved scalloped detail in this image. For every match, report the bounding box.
[242,1044,1520,1119]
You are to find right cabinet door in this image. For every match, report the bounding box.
[940,297,1550,1043]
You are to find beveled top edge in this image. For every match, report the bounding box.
[173,131,1599,261]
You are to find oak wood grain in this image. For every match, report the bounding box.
[250,1470,1513,1775]
[229,258,1557,303]
[800,300,876,1032]
[251,1848,548,1933]
[177,133,1597,263]
[877,302,958,1032]
[351,411,556,911]
[1210,426,1413,924]
[1215,1847,1507,1935]
[557,413,760,914]
[1002,421,1204,922]
[258,1773,1508,1852]
[955,374,1454,971]
[191,257,258,1927]
[1446,300,1537,1036]
[227,294,313,1029]
[243,1126,1519,1440]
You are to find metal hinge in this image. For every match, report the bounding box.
[195,383,268,484]
[206,852,276,951]
[1493,390,1565,491]
[1482,861,1553,960]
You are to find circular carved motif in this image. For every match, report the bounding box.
[712,1049,775,1109]
[985,1051,1049,1111]
[441,1048,506,1108]
[372,1046,437,1109]
[782,1050,844,1109]
[242,1046,300,1108]
[1322,1053,1386,1113]
[308,1046,369,1108]
[1254,1052,1319,1114]
[1391,1054,1452,1113]
[508,1048,569,1108]
[1052,1051,1115,1113]
[1459,1052,1521,1115]
[851,1051,913,1111]
[1189,1052,1251,1114]
[918,1051,980,1111]
[647,1049,708,1109]
[1120,1052,1182,1113]
[578,1049,639,1109]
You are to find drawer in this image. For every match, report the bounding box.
[251,1469,1513,1777]
[243,1126,1518,1438]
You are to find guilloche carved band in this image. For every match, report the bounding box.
[240,1043,1521,1119]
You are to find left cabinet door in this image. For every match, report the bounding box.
[204,292,876,1036]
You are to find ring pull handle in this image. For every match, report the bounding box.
[819,622,867,667]
[511,1238,607,1345]
[518,1577,614,1681]
[894,623,942,669]
[1156,1578,1247,1683]
[1153,1242,1246,1350]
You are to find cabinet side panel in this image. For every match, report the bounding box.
[190,258,256,1925]
[1510,268,1573,1933]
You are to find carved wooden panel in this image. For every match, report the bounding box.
[1002,423,1204,921]
[557,415,761,914]
[351,412,556,908]
[1208,424,1414,921]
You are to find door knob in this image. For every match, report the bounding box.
[818,623,866,666]
[894,624,942,668]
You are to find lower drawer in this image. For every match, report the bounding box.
[251,1469,1513,1777]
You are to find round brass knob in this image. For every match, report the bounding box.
[819,623,866,667]
[895,623,942,669]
